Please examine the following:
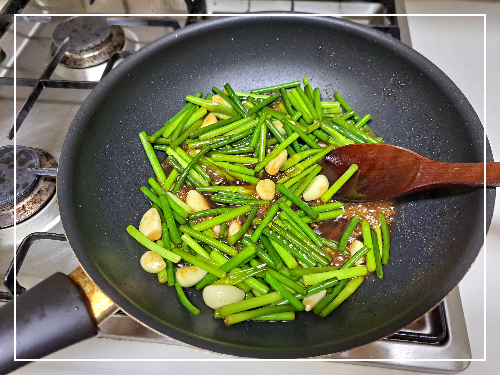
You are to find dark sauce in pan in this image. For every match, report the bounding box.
[161,149,397,269]
[313,199,396,268]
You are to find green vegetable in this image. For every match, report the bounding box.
[172,145,211,194]
[321,164,359,202]
[171,111,207,149]
[281,148,323,171]
[171,247,226,278]
[333,92,360,121]
[302,265,368,285]
[278,202,323,248]
[276,183,318,219]
[224,305,296,326]
[269,238,298,270]
[166,148,209,187]
[264,272,305,311]
[195,244,257,290]
[186,95,239,117]
[178,228,233,258]
[248,92,281,115]
[126,226,181,263]
[361,219,376,272]
[254,132,300,172]
[227,205,259,246]
[224,83,249,117]
[211,154,258,164]
[259,234,283,270]
[190,115,242,139]
[284,145,335,176]
[138,132,167,185]
[159,194,182,245]
[174,269,201,315]
[209,129,254,149]
[181,234,211,259]
[157,267,168,283]
[199,116,255,140]
[380,213,391,265]
[189,207,232,220]
[320,276,364,317]
[339,215,360,252]
[251,81,301,94]
[371,229,384,279]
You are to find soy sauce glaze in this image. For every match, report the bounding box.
[162,148,396,269]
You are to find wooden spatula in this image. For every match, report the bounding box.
[319,143,500,202]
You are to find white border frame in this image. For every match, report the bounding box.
[12,12,487,363]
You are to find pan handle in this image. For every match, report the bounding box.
[0,272,100,374]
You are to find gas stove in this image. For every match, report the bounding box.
[0,7,489,374]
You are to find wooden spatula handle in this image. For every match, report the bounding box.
[416,161,500,188]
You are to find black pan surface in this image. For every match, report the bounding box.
[58,16,494,358]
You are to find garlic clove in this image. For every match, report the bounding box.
[213,94,232,108]
[202,285,246,309]
[302,174,329,201]
[256,179,276,201]
[265,149,288,175]
[201,113,218,128]
[228,219,242,237]
[349,240,366,265]
[272,120,287,136]
[176,266,208,287]
[303,289,327,312]
[139,207,162,241]
[186,190,210,212]
[140,251,166,273]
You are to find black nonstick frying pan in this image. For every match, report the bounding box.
[0,15,495,371]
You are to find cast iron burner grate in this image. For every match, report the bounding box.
[1,16,181,140]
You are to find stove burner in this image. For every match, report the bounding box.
[0,146,39,209]
[0,147,57,228]
[52,16,125,69]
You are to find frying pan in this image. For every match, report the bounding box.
[0,15,495,370]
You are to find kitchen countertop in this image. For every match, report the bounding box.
[11,1,500,374]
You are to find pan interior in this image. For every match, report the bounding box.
[59,16,493,358]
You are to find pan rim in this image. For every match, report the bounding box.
[58,15,494,358]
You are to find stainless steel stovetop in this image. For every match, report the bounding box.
[0,9,474,374]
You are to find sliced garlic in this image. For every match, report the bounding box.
[140,251,166,273]
[201,113,218,128]
[212,224,221,237]
[303,289,327,312]
[138,207,162,241]
[228,219,241,237]
[256,179,275,201]
[302,174,330,201]
[176,266,208,287]
[202,285,246,309]
[265,149,288,175]
[186,190,210,212]
[213,94,232,108]
[272,120,287,136]
[349,240,366,265]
